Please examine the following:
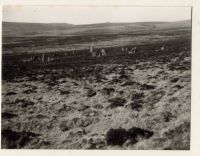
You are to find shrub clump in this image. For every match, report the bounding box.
[141,84,156,90]
[23,89,37,94]
[106,127,154,146]
[106,128,128,146]
[87,89,96,97]
[2,112,17,119]
[1,129,38,149]
[59,90,70,95]
[127,127,154,143]
[170,77,179,83]
[131,92,145,101]
[59,117,98,132]
[130,100,143,111]
[108,98,127,108]
[15,99,35,107]
[130,92,145,111]
[102,88,115,95]
[6,92,17,96]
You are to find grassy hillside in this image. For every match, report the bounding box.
[2,36,191,149]
[2,22,75,37]
[2,20,191,37]
[2,20,191,54]
[2,20,191,149]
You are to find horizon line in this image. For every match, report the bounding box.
[2,19,191,26]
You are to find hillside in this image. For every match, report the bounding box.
[2,22,75,37]
[2,20,191,37]
[2,19,191,149]
[2,20,191,54]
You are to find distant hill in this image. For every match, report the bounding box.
[2,22,75,37]
[2,20,191,37]
[155,20,191,30]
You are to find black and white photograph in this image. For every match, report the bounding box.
[1,6,192,150]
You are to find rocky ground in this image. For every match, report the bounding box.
[1,39,191,149]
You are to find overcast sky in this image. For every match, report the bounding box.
[3,6,191,24]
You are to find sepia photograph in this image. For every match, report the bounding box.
[1,6,191,150]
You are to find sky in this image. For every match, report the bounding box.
[3,6,191,25]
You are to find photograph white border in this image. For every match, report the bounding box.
[0,0,200,156]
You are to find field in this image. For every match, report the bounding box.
[1,20,191,149]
